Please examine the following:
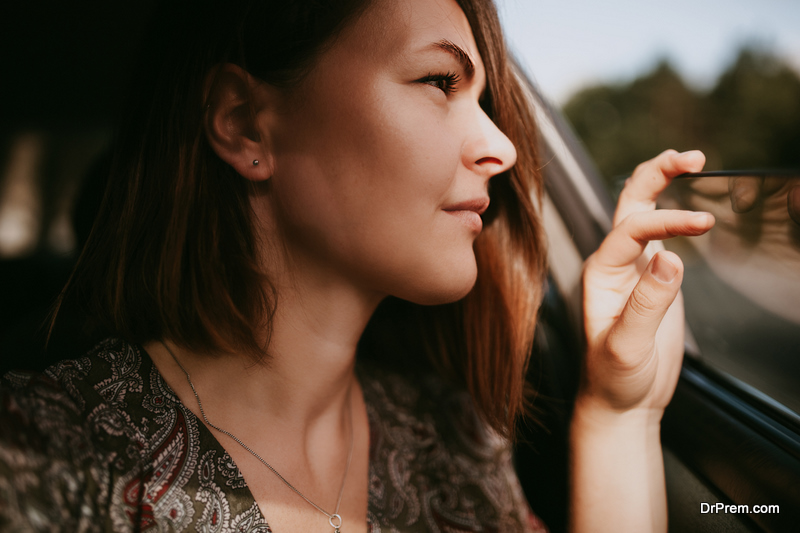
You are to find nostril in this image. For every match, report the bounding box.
[476,157,503,166]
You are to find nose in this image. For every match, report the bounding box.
[462,108,517,180]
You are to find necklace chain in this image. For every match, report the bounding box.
[163,343,354,532]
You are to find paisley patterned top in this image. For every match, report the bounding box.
[0,338,547,532]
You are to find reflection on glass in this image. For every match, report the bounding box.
[659,172,800,414]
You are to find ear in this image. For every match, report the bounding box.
[204,63,275,181]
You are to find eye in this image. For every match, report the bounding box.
[417,71,462,95]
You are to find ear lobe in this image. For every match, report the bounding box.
[204,63,274,181]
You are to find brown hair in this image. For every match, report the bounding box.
[59,0,546,439]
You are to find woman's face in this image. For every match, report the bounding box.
[262,0,517,305]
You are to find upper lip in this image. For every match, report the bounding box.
[442,197,490,215]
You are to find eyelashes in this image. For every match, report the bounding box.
[417,71,462,95]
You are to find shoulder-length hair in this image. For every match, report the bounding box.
[59,0,546,439]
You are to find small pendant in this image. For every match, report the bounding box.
[329,514,343,532]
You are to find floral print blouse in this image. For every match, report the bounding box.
[0,338,546,532]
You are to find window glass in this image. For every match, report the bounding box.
[659,173,800,414]
[498,0,800,413]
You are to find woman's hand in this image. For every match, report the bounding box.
[580,149,715,414]
[569,150,716,533]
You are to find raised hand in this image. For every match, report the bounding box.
[579,149,715,414]
[570,150,716,533]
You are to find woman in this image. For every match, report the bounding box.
[0,0,713,531]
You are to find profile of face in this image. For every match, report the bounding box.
[253,0,517,306]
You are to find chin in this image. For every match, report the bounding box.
[399,261,478,306]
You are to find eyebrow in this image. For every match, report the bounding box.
[432,39,475,79]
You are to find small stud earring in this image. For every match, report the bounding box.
[253,160,259,166]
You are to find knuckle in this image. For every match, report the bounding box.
[659,218,677,239]
[617,184,631,201]
[655,149,679,172]
[619,212,645,235]
[602,333,650,371]
[617,212,635,228]
[602,334,628,367]
[628,286,659,318]
[632,161,649,176]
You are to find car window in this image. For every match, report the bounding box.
[496,0,800,419]
[659,173,800,415]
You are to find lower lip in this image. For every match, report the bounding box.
[444,210,483,232]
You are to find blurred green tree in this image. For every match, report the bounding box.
[563,47,800,189]
[707,49,800,169]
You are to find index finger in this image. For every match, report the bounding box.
[614,149,706,226]
[593,209,714,272]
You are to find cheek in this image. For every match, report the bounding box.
[278,84,460,229]
[368,91,466,201]
[270,81,477,303]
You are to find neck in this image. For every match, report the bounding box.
[151,266,382,436]
[257,275,381,424]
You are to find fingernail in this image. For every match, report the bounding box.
[691,211,713,225]
[651,254,678,284]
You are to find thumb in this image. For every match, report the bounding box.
[605,252,684,367]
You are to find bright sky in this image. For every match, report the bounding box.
[496,0,800,105]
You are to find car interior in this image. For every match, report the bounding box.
[1,3,798,532]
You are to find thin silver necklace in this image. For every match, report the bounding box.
[163,343,354,533]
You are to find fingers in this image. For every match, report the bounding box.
[593,210,715,270]
[729,176,788,213]
[729,176,761,213]
[615,150,706,225]
[604,252,683,367]
[728,177,800,227]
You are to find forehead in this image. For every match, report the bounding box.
[341,0,484,73]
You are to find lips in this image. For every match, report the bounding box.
[442,197,490,215]
[443,197,490,232]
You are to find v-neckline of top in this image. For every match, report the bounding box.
[140,346,377,532]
